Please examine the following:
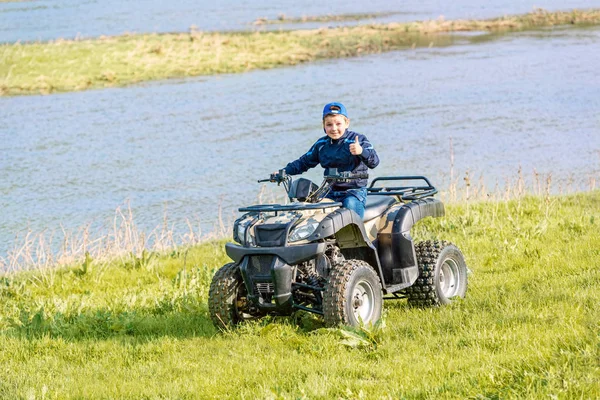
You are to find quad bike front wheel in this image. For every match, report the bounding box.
[208,262,256,330]
[407,240,468,307]
[323,259,383,327]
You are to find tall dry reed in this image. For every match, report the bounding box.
[1,157,598,273]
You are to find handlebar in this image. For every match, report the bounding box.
[257,168,368,204]
[258,169,288,184]
[259,169,367,184]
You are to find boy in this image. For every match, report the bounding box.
[280,102,379,218]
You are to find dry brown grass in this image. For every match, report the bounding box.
[442,137,599,204]
[2,161,597,273]
[0,203,215,273]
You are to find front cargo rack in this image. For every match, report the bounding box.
[239,202,342,213]
[367,176,437,201]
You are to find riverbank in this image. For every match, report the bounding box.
[1,8,599,96]
[0,191,598,398]
[252,11,403,25]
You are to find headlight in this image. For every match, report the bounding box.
[235,223,247,243]
[289,221,320,242]
[233,215,254,245]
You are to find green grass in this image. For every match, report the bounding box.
[2,8,600,96]
[1,192,599,398]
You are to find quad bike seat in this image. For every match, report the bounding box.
[363,196,396,222]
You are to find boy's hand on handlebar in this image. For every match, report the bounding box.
[259,171,286,183]
[270,170,287,183]
[349,137,363,156]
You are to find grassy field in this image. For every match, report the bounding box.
[1,9,600,96]
[0,191,598,398]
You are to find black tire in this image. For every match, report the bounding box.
[407,240,468,307]
[323,259,383,327]
[208,262,253,330]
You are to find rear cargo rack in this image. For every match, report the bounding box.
[367,176,437,201]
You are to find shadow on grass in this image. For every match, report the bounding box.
[4,294,416,341]
[5,306,217,341]
[5,308,337,342]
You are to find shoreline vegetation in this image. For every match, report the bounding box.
[0,190,598,397]
[1,8,600,96]
[2,165,597,273]
[251,11,406,25]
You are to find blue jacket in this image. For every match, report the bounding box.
[284,129,379,190]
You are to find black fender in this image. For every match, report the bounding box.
[225,242,326,265]
[225,242,328,312]
[377,198,445,292]
[306,208,386,290]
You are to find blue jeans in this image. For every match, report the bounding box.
[326,187,367,218]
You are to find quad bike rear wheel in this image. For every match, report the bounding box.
[208,262,255,330]
[407,240,468,307]
[323,259,383,327]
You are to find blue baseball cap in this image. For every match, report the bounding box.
[322,102,348,119]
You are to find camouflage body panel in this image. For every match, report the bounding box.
[244,211,294,247]
[262,211,299,225]
[298,201,407,244]
[244,200,340,247]
[363,218,380,242]
[280,202,340,244]
[377,204,403,235]
[378,198,445,235]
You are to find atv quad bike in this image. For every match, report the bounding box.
[208,170,468,329]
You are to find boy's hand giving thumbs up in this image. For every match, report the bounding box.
[349,136,363,156]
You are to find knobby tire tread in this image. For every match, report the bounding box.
[407,240,448,307]
[323,259,382,327]
[208,262,242,330]
[406,240,468,307]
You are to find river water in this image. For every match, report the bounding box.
[1,5,599,260]
[0,0,597,43]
